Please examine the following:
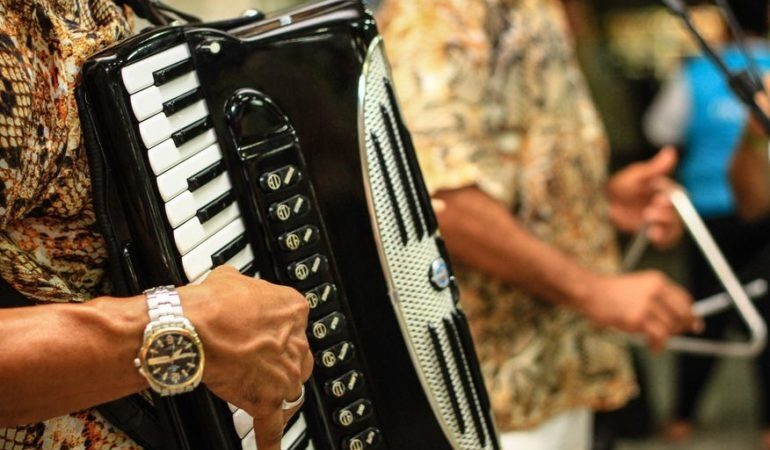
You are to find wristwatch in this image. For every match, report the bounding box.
[134,285,205,396]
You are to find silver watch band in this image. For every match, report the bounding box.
[144,285,186,325]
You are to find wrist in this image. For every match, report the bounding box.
[87,295,150,392]
[563,268,605,318]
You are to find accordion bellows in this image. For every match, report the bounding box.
[77,1,499,449]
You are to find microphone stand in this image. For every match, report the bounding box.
[660,0,770,135]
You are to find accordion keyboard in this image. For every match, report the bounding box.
[121,44,255,285]
[120,45,313,450]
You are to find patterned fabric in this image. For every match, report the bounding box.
[0,0,141,448]
[379,0,637,430]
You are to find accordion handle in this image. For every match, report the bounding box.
[116,0,201,25]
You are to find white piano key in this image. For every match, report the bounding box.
[174,203,240,255]
[139,100,209,149]
[165,171,231,228]
[243,429,258,450]
[121,44,191,94]
[240,414,307,450]
[233,408,254,439]
[156,143,222,202]
[182,219,245,281]
[131,71,201,122]
[189,244,255,285]
[282,415,307,450]
[148,129,217,176]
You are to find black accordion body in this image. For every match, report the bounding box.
[77,1,498,449]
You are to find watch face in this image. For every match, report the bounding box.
[144,329,203,388]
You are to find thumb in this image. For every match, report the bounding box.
[642,146,678,179]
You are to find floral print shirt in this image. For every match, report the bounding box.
[0,0,141,448]
[380,0,637,430]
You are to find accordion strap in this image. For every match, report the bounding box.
[0,276,164,450]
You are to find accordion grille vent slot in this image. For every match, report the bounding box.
[360,39,493,450]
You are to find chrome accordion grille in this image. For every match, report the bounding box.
[359,38,494,450]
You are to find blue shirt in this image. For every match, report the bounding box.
[680,44,770,217]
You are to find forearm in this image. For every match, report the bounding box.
[0,295,149,426]
[435,187,597,311]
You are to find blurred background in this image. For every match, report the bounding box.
[160,0,765,448]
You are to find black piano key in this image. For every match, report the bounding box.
[187,161,225,192]
[239,261,257,277]
[383,78,440,234]
[380,104,426,241]
[172,116,212,147]
[444,318,486,445]
[163,87,203,116]
[211,234,248,267]
[371,134,408,246]
[153,59,194,86]
[428,324,466,434]
[196,191,235,223]
[285,432,310,450]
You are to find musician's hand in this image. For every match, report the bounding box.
[578,270,702,352]
[180,265,313,450]
[607,146,683,249]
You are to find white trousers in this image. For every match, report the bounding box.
[499,408,593,450]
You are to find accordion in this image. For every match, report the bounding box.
[77,1,499,449]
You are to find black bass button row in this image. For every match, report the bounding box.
[334,399,373,428]
[324,370,364,400]
[305,283,337,311]
[343,428,383,450]
[269,195,310,223]
[310,312,346,342]
[287,254,328,282]
[278,225,319,252]
[317,341,355,369]
[259,165,301,193]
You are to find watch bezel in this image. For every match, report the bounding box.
[138,323,205,394]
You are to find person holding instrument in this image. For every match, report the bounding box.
[0,2,312,449]
[645,1,770,445]
[379,0,701,448]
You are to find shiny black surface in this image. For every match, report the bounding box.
[78,1,498,449]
